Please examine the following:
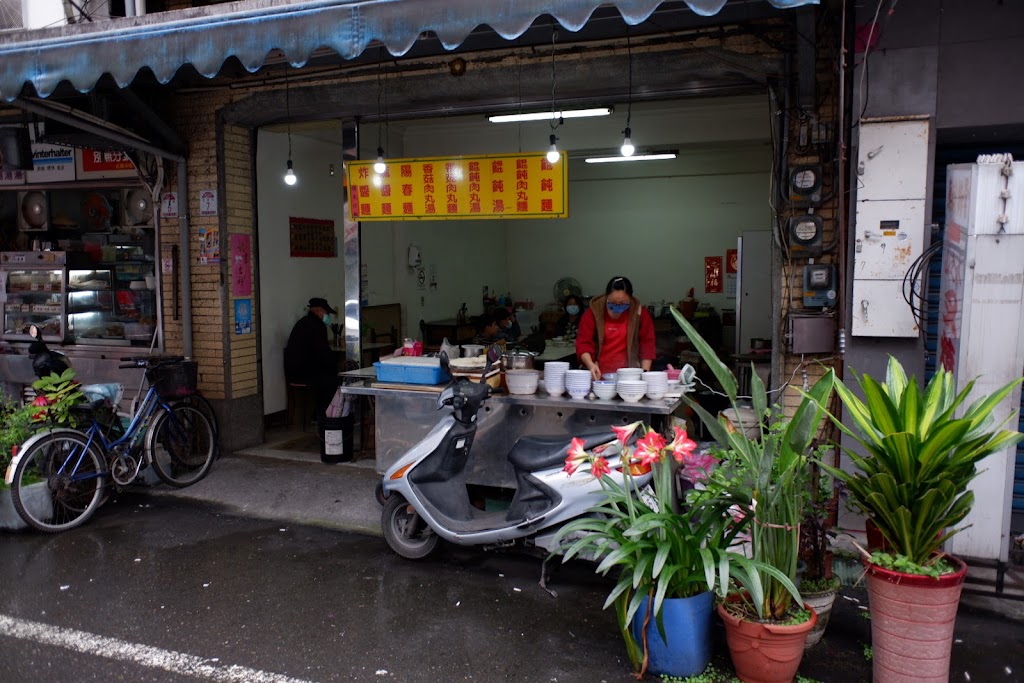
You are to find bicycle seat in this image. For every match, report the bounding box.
[507,429,617,472]
[81,383,125,406]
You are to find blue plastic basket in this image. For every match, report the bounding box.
[373,361,450,385]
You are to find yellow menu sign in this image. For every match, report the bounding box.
[347,152,568,221]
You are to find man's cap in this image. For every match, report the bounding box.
[308,297,337,314]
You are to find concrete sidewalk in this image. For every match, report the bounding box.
[147,441,385,538]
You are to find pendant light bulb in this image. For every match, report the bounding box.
[284,159,297,186]
[373,147,387,175]
[546,134,560,164]
[620,127,635,157]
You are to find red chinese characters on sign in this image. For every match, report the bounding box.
[346,152,567,220]
[81,149,135,173]
[705,256,723,293]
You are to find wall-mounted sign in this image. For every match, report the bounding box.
[75,148,136,179]
[230,233,252,297]
[27,125,74,183]
[347,152,568,221]
[705,256,723,294]
[234,298,252,335]
[198,227,220,265]
[161,192,179,218]
[289,217,336,258]
[199,189,218,216]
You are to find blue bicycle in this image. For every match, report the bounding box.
[7,356,217,533]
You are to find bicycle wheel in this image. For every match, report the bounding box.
[12,431,106,533]
[173,393,219,438]
[146,405,215,487]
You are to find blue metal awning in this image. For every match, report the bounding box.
[0,0,817,101]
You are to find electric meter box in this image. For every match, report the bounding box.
[802,264,836,308]
[788,215,823,257]
[788,165,823,206]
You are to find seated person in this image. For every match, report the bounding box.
[472,311,502,346]
[555,295,583,340]
[492,306,522,343]
[284,297,339,424]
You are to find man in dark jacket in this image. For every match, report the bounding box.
[284,297,338,423]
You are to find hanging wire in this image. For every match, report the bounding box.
[548,27,562,133]
[376,51,385,152]
[625,28,633,133]
[285,67,292,159]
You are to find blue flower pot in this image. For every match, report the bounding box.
[630,591,714,677]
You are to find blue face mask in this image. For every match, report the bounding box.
[322,313,332,326]
[566,305,580,316]
[607,302,630,315]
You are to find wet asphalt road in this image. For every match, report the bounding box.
[2,493,1023,683]
[0,493,633,683]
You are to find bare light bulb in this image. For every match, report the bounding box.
[373,147,387,175]
[546,134,560,164]
[620,127,635,157]
[284,159,297,186]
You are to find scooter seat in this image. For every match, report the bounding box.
[507,430,616,472]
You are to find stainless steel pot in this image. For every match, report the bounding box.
[502,350,535,371]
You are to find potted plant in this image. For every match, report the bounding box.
[813,356,1023,683]
[671,306,835,683]
[552,422,793,679]
[798,459,842,648]
[0,397,45,530]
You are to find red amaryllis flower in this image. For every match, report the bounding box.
[591,456,611,480]
[680,451,718,483]
[563,437,589,475]
[666,426,698,463]
[611,421,643,445]
[31,395,49,421]
[634,431,666,467]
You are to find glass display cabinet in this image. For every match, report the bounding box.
[0,251,67,342]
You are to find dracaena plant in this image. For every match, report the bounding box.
[671,306,834,621]
[552,422,792,676]
[813,356,1024,569]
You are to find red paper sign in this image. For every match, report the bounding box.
[81,149,135,173]
[725,248,738,274]
[705,256,723,293]
[230,234,252,297]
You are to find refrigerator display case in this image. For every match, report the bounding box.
[0,251,67,342]
[68,266,156,345]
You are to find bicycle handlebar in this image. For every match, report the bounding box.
[117,355,187,369]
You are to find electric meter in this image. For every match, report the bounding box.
[788,164,823,206]
[788,215,824,257]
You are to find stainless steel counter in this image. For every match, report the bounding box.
[336,368,683,485]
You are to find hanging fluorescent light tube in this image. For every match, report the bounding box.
[488,107,612,123]
[584,152,678,164]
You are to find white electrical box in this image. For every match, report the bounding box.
[853,199,926,280]
[851,117,931,337]
[856,118,929,201]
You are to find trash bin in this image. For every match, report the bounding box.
[318,414,354,463]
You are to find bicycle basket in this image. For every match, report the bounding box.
[147,361,198,400]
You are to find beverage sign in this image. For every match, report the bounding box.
[346,152,568,221]
[75,148,137,179]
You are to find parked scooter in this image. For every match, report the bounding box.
[380,351,653,560]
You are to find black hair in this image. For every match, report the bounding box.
[563,294,580,307]
[475,311,499,332]
[491,307,512,322]
[605,276,633,297]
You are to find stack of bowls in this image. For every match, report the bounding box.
[617,368,643,382]
[616,379,647,403]
[543,361,569,396]
[643,371,669,400]
[506,369,540,395]
[564,369,592,399]
[592,380,617,400]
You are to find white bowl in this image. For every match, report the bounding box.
[506,369,540,395]
[646,390,666,400]
[567,387,590,400]
[618,389,646,403]
[617,368,643,381]
[593,384,618,400]
[545,381,566,397]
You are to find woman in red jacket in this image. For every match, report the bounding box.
[576,276,656,381]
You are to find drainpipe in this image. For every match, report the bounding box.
[135,1,147,17]
[124,2,136,18]
[177,160,193,357]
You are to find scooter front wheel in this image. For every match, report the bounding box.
[382,495,438,560]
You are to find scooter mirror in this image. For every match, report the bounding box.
[28,324,40,340]
[439,349,451,376]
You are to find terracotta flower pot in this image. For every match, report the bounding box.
[865,555,967,683]
[717,601,817,683]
